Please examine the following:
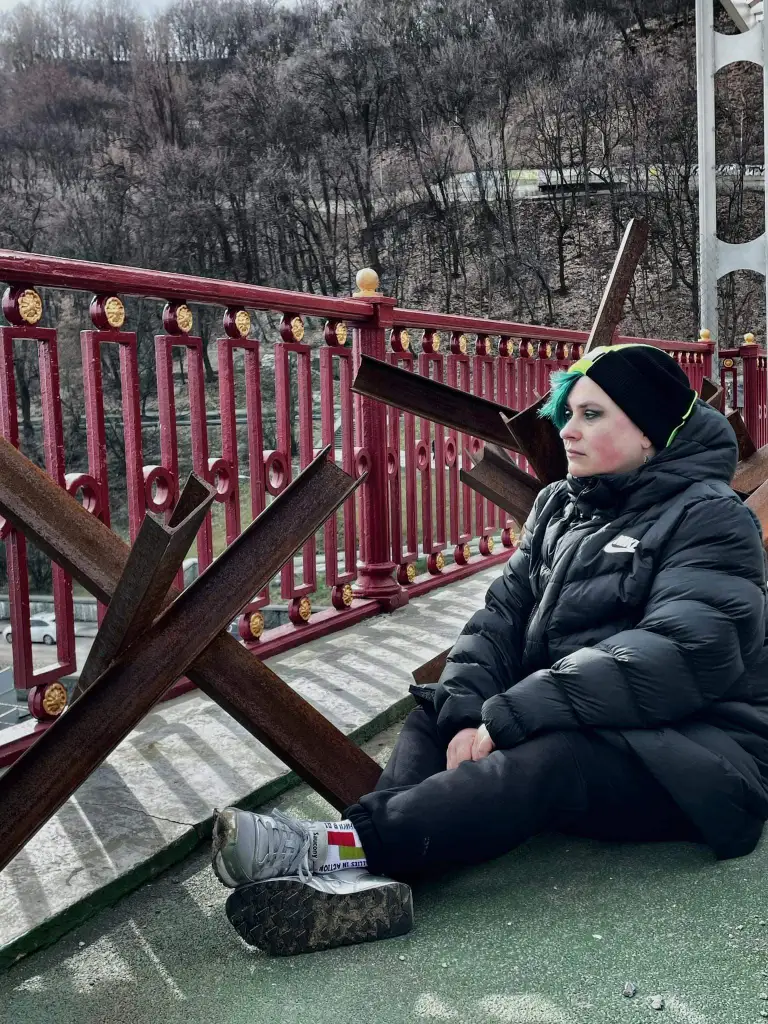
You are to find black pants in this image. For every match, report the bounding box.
[346,706,697,879]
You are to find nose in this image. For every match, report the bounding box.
[560,419,580,441]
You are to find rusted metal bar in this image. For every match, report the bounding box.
[412,648,450,687]
[74,474,216,697]
[746,477,768,549]
[351,354,519,451]
[460,444,542,523]
[501,399,569,485]
[0,443,381,870]
[728,409,758,465]
[584,219,649,354]
[701,377,724,410]
[732,446,768,496]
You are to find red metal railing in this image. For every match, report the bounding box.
[720,339,768,449]
[0,251,719,764]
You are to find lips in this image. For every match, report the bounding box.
[566,450,585,457]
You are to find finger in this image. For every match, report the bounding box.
[477,735,494,759]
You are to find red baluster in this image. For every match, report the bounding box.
[419,329,447,575]
[155,302,213,582]
[275,313,317,625]
[388,329,419,586]
[82,295,144,544]
[448,332,472,565]
[351,270,407,608]
[0,285,75,719]
[321,319,358,611]
[217,308,270,643]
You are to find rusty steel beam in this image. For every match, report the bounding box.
[351,354,519,451]
[460,444,542,523]
[412,648,450,687]
[0,442,381,870]
[75,474,216,697]
[701,377,724,410]
[584,218,649,354]
[746,477,768,550]
[732,446,768,496]
[727,409,758,466]
[501,398,569,485]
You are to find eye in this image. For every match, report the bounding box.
[562,408,573,422]
[584,409,602,421]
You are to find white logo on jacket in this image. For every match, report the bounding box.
[602,534,640,554]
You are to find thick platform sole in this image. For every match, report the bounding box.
[225,877,414,956]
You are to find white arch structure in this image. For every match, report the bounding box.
[696,0,767,353]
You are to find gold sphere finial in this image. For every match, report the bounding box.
[744,332,756,345]
[699,328,711,341]
[354,268,380,297]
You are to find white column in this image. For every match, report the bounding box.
[696,0,719,351]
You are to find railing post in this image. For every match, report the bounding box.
[351,269,408,610]
[740,333,762,446]
[699,328,714,379]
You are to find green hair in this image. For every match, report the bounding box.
[538,369,585,430]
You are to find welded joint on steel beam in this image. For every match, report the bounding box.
[0,445,374,873]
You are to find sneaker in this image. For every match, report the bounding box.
[211,807,328,887]
[225,869,414,956]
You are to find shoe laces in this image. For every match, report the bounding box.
[259,808,313,882]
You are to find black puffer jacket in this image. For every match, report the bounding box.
[423,401,768,858]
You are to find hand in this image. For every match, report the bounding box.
[471,724,495,761]
[446,727,478,770]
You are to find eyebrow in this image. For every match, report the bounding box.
[567,401,605,411]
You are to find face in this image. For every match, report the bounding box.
[559,375,654,477]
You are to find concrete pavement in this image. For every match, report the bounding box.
[3,719,768,1023]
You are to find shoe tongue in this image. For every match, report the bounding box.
[308,825,328,870]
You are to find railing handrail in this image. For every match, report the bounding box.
[0,250,374,321]
[0,250,716,353]
[391,307,715,351]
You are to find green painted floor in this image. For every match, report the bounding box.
[3,722,768,1024]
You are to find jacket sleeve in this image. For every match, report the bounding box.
[431,495,541,743]
[481,496,767,749]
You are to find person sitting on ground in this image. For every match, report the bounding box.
[211,343,768,955]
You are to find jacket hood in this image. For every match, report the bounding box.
[567,401,738,515]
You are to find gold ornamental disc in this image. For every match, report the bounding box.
[342,583,354,606]
[406,563,417,582]
[487,537,495,553]
[104,296,126,328]
[458,334,468,354]
[249,611,265,639]
[176,305,193,333]
[436,552,445,570]
[42,682,67,716]
[18,289,43,325]
[463,544,471,561]
[336,323,348,346]
[291,317,305,342]
[235,309,251,337]
[298,597,312,621]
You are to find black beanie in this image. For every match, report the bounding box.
[573,345,697,450]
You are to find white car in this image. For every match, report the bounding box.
[3,616,57,645]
